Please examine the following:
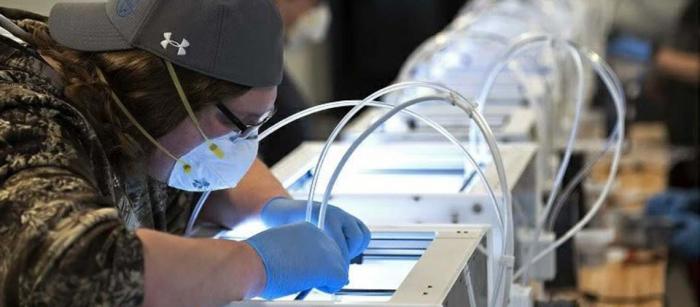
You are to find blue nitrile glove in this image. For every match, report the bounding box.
[260,197,371,261]
[244,222,349,299]
[668,212,700,259]
[646,189,700,217]
[646,189,700,259]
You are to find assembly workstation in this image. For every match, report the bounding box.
[0,0,697,306]
[220,0,643,305]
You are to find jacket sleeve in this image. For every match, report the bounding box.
[0,85,145,306]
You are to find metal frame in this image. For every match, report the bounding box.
[343,106,536,143]
[272,142,538,228]
[226,224,488,307]
[271,141,540,301]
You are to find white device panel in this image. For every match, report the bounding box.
[223,225,489,307]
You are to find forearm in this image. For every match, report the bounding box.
[656,47,700,84]
[201,158,290,228]
[137,229,265,307]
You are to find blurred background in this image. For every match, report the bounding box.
[1,0,697,306]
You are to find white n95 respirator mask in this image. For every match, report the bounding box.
[95,61,259,192]
[167,131,258,191]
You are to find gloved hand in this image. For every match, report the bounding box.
[646,189,700,217]
[646,189,700,259]
[244,222,349,299]
[668,213,700,259]
[260,197,371,261]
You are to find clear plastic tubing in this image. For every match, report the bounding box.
[546,129,618,231]
[470,33,589,290]
[491,38,586,284]
[187,97,505,236]
[306,81,513,307]
[513,46,626,280]
[318,96,489,227]
[474,35,585,213]
[471,33,624,299]
[316,94,511,307]
[396,29,509,82]
[303,83,421,225]
[260,92,512,306]
[312,83,509,228]
[260,98,504,230]
[542,47,628,230]
[470,32,551,155]
[466,269,478,307]
[474,34,605,284]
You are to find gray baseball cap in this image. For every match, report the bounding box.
[48,0,284,87]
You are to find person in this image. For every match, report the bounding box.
[645,0,699,261]
[653,0,699,187]
[258,0,330,165]
[645,1,700,302]
[0,0,370,306]
[646,189,700,301]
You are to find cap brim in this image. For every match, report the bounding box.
[49,2,131,51]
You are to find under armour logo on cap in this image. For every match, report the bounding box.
[161,32,190,56]
[49,0,284,87]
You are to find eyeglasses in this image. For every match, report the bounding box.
[216,103,276,138]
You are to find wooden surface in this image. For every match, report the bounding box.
[590,123,670,211]
[578,254,666,307]
[578,123,670,306]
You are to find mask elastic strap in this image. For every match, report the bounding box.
[95,67,192,174]
[164,61,225,159]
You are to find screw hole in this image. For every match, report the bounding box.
[472,203,483,214]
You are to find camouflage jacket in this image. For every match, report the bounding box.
[0,13,194,307]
